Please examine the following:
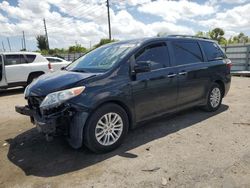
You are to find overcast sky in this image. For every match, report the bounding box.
[0,0,249,51]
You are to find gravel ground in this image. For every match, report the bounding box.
[0,77,250,188]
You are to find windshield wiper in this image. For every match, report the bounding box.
[70,69,89,73]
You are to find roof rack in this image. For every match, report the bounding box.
[167,35,210,40]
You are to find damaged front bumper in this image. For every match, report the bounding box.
[15,103,89,149]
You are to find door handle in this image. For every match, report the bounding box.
[179,71,187,76]
[167,73,177,78]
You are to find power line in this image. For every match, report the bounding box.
[7,37,11,51]
[46,2,107,26]
[2,41,5,52]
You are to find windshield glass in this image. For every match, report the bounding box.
[66,43,136,73]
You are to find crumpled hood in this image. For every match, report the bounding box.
[25,71,97,97]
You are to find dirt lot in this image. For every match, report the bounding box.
[0,77,250,188]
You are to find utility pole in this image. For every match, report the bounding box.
[43,18,50,50]
[7,37,11,51]
[21,38,23,49]
[22,31,26,50]
[89,41,92,49]
[2,41,5,51]
[106,0,112,40]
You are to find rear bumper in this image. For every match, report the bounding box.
[224,75,231,97]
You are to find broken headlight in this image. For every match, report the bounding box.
[40,86,85,109]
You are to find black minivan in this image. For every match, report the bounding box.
[16,36,231,153]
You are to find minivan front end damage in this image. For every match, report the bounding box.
[15,94,89,149]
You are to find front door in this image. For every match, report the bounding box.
[0,55,7,87]
[131,42,178,122]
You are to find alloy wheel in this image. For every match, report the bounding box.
[95,112,123,146]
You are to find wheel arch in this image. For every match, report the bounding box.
[27,71,45,83]
[214,79,225,97]
[90,99,135,130]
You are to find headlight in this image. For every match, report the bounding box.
[24,85,29,97]
[40,86,85,109]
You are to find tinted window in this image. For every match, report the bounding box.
[135,42,170,70]
[201,41,226,61]
[20,55,27,64]
[172,41,203,65]
[25,55,36,63]
[5,55,21,65]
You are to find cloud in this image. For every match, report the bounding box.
[199,3,250,32]
[0,0,196,50]
[138,0,215,23]
[0,0,249,51]
[0,12,8,23]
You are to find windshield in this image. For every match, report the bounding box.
[66,43,136,73]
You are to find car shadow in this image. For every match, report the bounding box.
[0,87,24,97]
[6,104,229,177]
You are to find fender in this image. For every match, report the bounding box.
[68,112,89,149]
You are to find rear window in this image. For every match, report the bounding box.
[25,55,36,63]
[172,41,203,65]
[201,41,226,61]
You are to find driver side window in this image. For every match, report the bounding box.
[135,42,170,70]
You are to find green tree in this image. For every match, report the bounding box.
[94,38,116,48]
[233,33,249,44]
[36,35,48,51]
[68,44,87,53]
[195,31,209,38]
[157,32,168,37]
[208,28,227,44]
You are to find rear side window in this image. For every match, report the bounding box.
[5,55,21,65]
[25,55,36,63]
[5,54,28,65]
[135,42,170,70]
[172,41,203,65]
[201,41,226,61]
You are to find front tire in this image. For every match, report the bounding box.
[83,103,129,153]
[202,83,222,112]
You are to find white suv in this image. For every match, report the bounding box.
[45,56,71,71]
[0,52,51,89]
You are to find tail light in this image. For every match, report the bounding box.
[225,59,232,70]
[48,62,52,71]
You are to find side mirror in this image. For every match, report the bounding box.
[134,61,151,73]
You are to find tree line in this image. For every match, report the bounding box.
[36,35,115,55]
[195,28,250,45]
[36,27,249,55]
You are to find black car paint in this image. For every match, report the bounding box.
[18,37,231,149]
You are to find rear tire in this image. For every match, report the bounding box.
[83,103,129,153]
[202,83,222,112]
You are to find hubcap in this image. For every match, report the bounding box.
[95,113,123,146]
[210,87,221,108]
